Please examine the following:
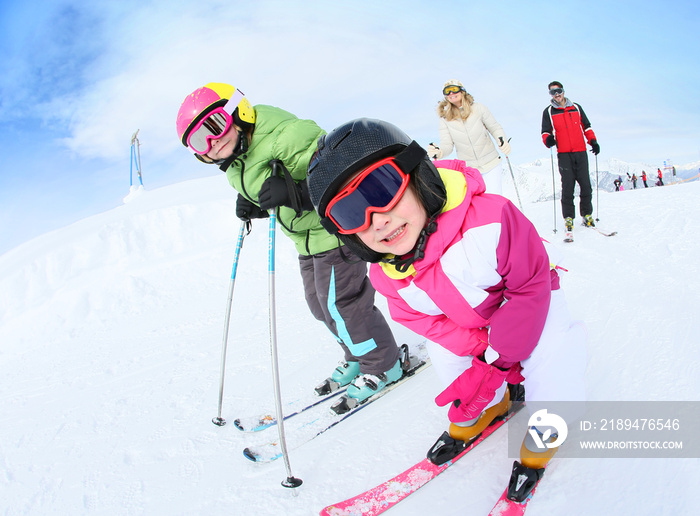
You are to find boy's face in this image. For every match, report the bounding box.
[355,185,427,257]
[205,125,240,162]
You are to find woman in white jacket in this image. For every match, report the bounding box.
[428,79,511,194]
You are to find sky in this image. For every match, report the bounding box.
[1,0,699,255]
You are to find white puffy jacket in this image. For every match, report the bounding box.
[435,102,506,173]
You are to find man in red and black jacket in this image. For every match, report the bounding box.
[541,81,600,230]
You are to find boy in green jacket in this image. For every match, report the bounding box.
[176,83,402,403]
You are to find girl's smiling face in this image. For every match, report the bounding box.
[355,184,427,257]
[205,126,240,161]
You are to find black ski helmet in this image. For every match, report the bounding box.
[307,118,446,264]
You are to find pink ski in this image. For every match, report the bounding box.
[319,405,523,516]
[487,481,541,516]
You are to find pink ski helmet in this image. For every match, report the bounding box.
[176,82,255,156]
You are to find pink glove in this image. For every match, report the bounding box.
[464,327,490,357]
[506,362,524,385]
[434,357,509,423]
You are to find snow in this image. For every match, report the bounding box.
[1,163,698,516]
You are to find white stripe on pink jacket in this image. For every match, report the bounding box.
[369,159,561,367]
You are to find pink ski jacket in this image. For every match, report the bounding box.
[369,160,561,366]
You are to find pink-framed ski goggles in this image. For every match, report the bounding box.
[185,90,245,155]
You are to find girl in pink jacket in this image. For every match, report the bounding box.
[307,118,586,503]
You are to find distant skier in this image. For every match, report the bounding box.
[541,81,600,235]
[642,170,649,188]
[175,83,402,403]
[631,173,638,189]
[614,176,622,191]
[307,118,587,504]
[657,168,664,186]
[427,79,511,194]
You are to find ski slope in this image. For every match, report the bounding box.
[1,163,698,515]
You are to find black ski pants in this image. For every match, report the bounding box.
[299,247,400,376]
[558,151,593,220]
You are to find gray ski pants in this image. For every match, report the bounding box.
[298,247,400,376]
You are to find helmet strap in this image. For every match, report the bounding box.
[393,140,426,175]
[217,130,248,171]
[385,214,439,273]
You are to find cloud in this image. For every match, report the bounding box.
[48,2,449,160]
[5,0,700,167]
[0,2,111,124]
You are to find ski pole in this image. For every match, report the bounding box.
[130,129,144,187]
[267,163,302,490]
[504,155,524,213]
[129,145,134,188]
[550,148,557,233]
[212,220,250,426]
[595,154,600,222]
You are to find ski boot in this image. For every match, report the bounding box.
[330,344,423,415]
[506,427,559,502]
[426,386,514,466]
[564,217,574,232]
[448,386,511,442]
[583,214,595,227]
[314,359,360,396]
[346,359,403,402]
[564,217,574,243]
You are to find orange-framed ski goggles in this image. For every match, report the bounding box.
[325,157,410,235]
